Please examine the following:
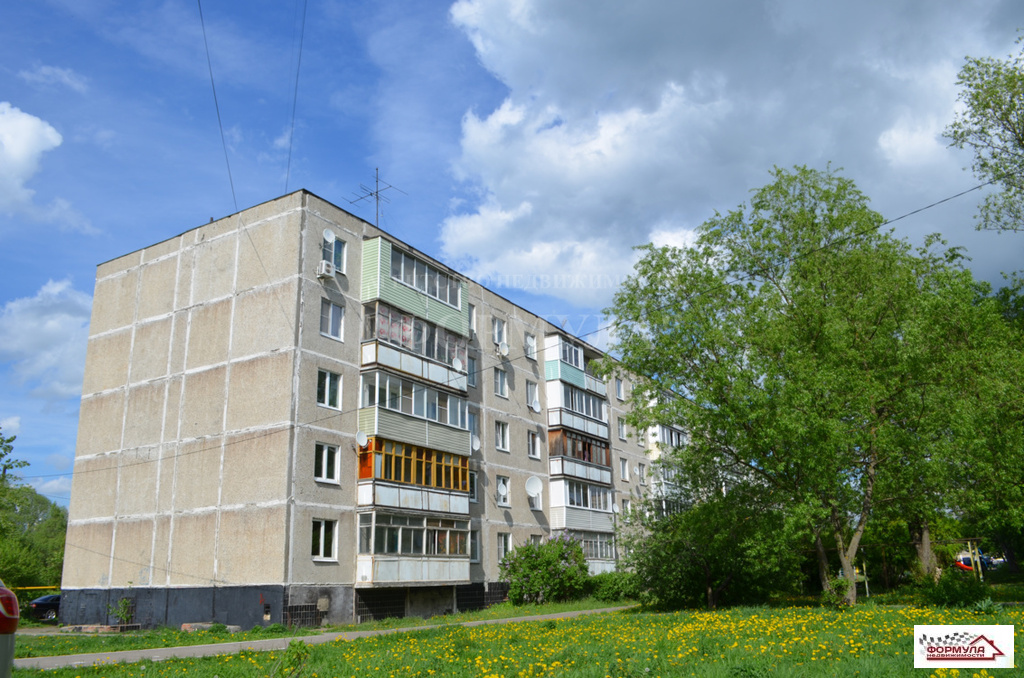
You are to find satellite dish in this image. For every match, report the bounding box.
[530,399,541,413]
[612,504,620,514]
[355,431,368,447]
[452,357,463,372]
[498,341,509,357]
[471,435,481,451]
[497,480,508,497]
[633,466,640,476]
[525,476,543,498]
[323,228,336,243]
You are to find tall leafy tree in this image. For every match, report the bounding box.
[945,39,1024,231]
[604,166,1006,604]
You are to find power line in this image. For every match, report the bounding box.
[197,0,237,213]
[283,0,309,194]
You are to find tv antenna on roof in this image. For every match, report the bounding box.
[349,168,406,227]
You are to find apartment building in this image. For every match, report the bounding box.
[61,190,660,628]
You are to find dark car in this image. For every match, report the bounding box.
[28,594,60,621]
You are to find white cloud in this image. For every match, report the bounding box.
[17,65,89,93]
[0,102,93,233]
[0,416,20,436]
[0,279,92,402]
[32,475,73,500]
[442,0,1015,308]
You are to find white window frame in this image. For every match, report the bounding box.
[525,332,537,360]
[492,317,506,345]
[617,417,626,440]
[615,378,624,400]
[468,355,477,387]
[469,471,478,502]
[311,518,337,560]
[317,370,341,409]
[638,462,647,485]
[320,299,344,340]
[495,421,510,452]
[322,237,346,274]
[494,368,508,398]
[314,443,339,484]
[497,532,511,561]
[620,458,629,481]
[527,430,542,460]
[622,498,631,514]
[561,339,583,369]
[496,475,511,507]
[526,380,538,410]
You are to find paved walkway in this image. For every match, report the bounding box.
[14,606,632,670]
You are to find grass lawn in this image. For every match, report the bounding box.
[14,598,629,659]
[13,604,1022,677]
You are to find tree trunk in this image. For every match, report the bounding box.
[997,537,1020,573]
[814,531,831,592]
[909,516,938,579]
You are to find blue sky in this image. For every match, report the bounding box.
[3,0,1023,505]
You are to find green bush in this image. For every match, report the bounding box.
[820,577,851,610]
[924,568,991,607]
[499,533,590,605]
[590,571,638,602]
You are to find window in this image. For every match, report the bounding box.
[469,471,478,502]
[470,530,480,562]
[638,462,647,485]
[550,431,610,466]
[311,519,337,560]
[562,383,605,421]
[361,372,469,429]
[561,339,583,368]
[357,438,470,492]
[497,532,511,562]
[468,304,476,334]
[322,235,345,273]
[527,431,542,459]
[658,425,686,449]
[622,498,631,515]
[526,380,538,410]
[358,513,469,556]
[320,299,344,340]
[496,475,511,506]
[617,417,626,440]
[390,248,460,307]
[494,368,508,398]
[525,333,537,360]
[365,303,468,371]
[615,378,624,400]
[314,443,339,483]
[620,458,629,481]
[530,534,543,545]
[492,317,506,345]
[567,481,611,511]
[495,421,509,451]
[468,409,480,438]
[317,370,341,409]
[468,356,477,387]
[577,530,615,560]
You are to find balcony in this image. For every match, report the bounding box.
[549,506,615,532]
[549,457,612,485]
[357,481,470,515]
[547,407,609,440]
[355,555,470,587]
[358,407,471,457]
[362,341,467,392]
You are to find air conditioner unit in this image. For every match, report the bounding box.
[316,260,335,279]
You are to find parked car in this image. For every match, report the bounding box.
[28,594,60,621]
[0,577,18,678]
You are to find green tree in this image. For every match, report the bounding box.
[499,533,590,604]
[619,484,799,610]
[603,166,1007,604]
[945,39,1024,231]
[0,425,25,481]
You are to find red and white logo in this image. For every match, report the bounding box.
[915,625,1015,669]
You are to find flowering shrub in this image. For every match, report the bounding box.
[499,533,590,604]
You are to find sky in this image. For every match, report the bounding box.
[2,0,1023,506]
